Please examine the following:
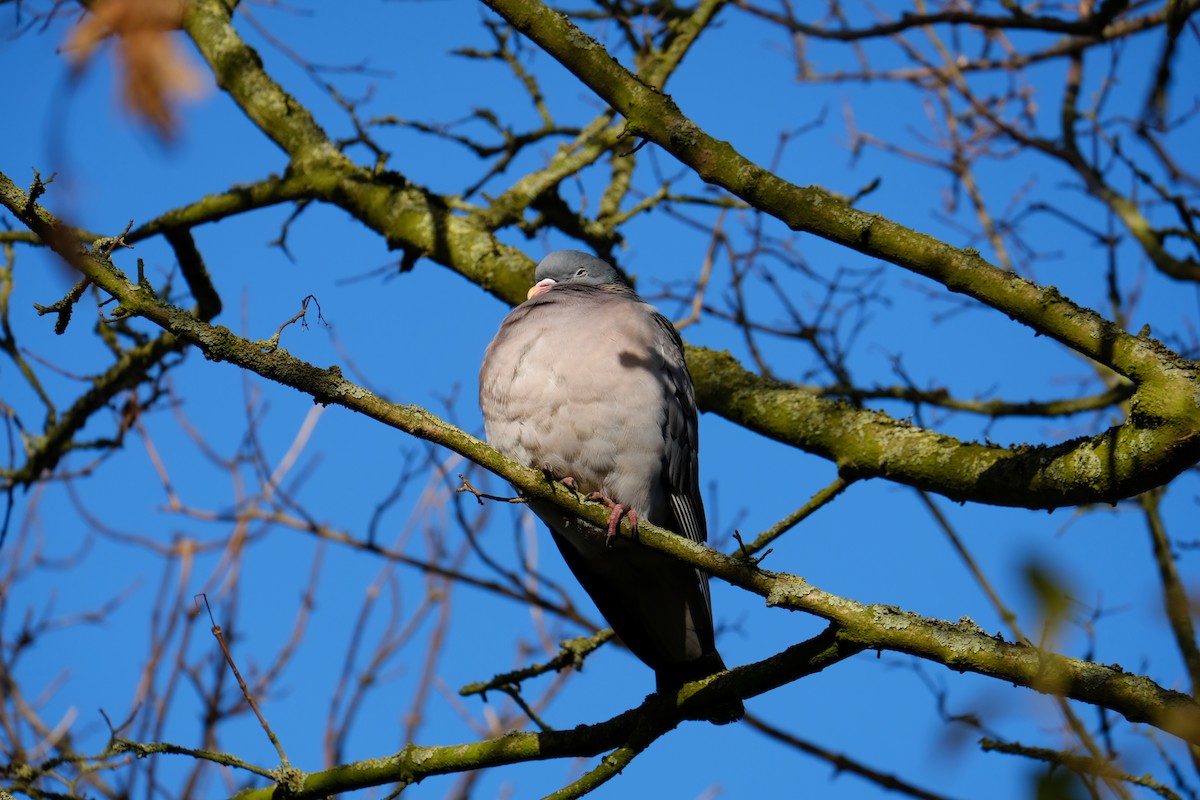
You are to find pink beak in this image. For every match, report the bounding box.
[527,277,557,300]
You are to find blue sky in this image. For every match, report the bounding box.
[3,2,1199,799]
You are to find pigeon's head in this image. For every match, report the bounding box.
[528,251,625,299]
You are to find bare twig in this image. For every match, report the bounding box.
[196,594,290,768]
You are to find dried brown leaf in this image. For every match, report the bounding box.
[63,0,205,141]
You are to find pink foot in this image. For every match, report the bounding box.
[587,492,638,547]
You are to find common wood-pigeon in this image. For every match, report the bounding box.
[479,250,743,724]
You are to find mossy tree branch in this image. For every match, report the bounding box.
[174,0,1200,510]
[4,173,1199,756]
[13,2,1195,512]
[223,626,856,799]
[471,0,1200,507]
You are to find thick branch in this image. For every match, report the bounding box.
[687,346,1196,508]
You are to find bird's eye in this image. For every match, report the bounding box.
[575,268,587,278]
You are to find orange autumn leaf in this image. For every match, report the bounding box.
[64,0,206,141]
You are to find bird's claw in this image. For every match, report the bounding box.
[541,464,578,493]
[587,492,638,547]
